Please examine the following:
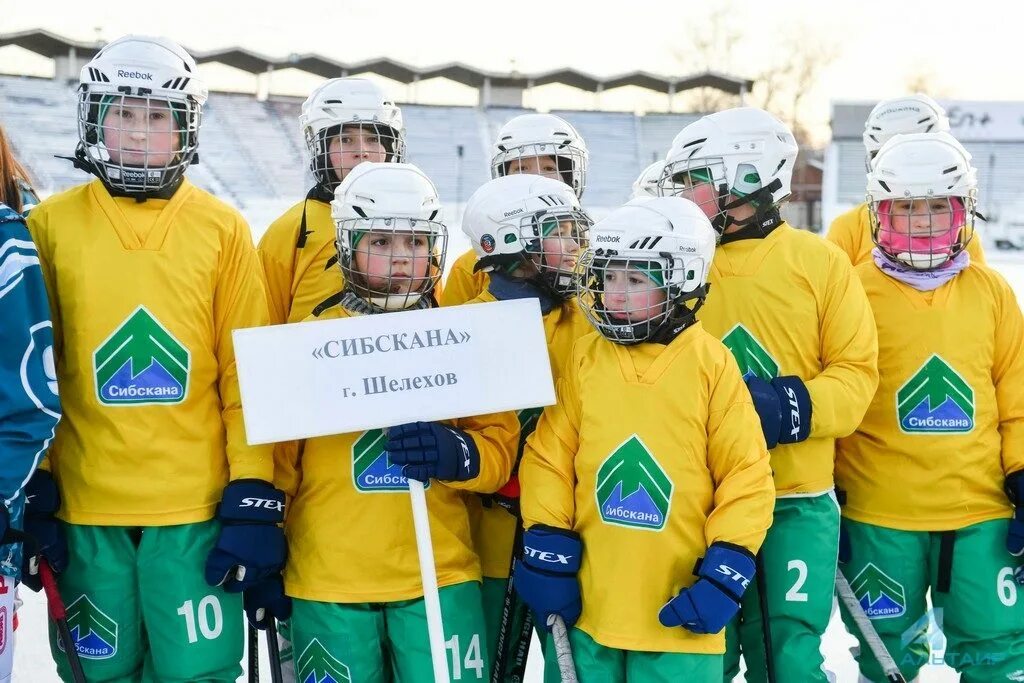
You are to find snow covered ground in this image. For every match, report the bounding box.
[11,225,1023,682]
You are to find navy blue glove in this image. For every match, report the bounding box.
[20,469,68,592]
[659,542,755,634]
[244,575,292,630]
[1005,471,1024,560]
[746,374,812,449]
[514,525,582,631]
[386,422,480,483]
[205,479,286,592]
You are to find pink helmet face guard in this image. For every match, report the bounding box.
[874,197,969,269]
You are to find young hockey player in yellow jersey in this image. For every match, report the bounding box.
[258,78,406,324]
[826,94,985,266]
[515,196,775,682]
[835,131,1024,682]
[265,162,518,682]
[661,107,879,683]
[24,36,283,682]
[442,114,589,307]
[455,173,594,679]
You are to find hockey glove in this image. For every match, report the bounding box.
[386,422,480,483]
[205,479,287,592]
[490,475,521,516]
[659,542,755,635]
[244,575,292,630]
[1005,470,1024,558]
[20,469,68,592]
[514,525,582,631]
[746,374,812,449]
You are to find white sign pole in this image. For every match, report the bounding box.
[409,479,450,683]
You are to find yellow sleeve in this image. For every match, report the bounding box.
[993,274,1024,477]
[968,233,986,265]
[825,205,867,265]
[441,249,486,307]
[256,216,299,326]
[26,208,59,474]
[805,255,879,439]
[520,346,583,530]
[445,409,519,494]
[273,439,303,500]
[215,215,275,482]
[704,355,775,553]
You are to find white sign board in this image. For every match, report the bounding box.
[233,299,556,444]
[938,100,1024,142]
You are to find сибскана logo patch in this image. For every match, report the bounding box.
[93,306,190,406]
[352,429,428,493]
[721,324,778,381]
[896,355,974,433]
[595,435,673,531]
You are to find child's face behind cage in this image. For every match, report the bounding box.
[328,125,388,181]
[601,265,667,324]
[100,97,181,168]
[353,229,433,296]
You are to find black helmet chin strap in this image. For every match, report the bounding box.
[717,177,785,244]
[60,145,185,202]
[648,284,710,345]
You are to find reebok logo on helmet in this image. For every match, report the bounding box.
[595,234,620,243]
[117,70,154,81]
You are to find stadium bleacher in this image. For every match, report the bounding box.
[0,74,703,215]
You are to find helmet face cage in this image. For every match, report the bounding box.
[513,208,592,296]
[869,192,976,271]
[658,159,731,233]
[78,90,201,193]
[336,216,447,311]
[577,250,683,345]
[308,123,406,193]
[491,142,588,198]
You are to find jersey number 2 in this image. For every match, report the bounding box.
[785,559,809,602]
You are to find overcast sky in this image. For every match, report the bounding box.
[1,0,1019,142]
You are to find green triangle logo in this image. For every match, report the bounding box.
[351,429,429,493]
[721,324,779,380]
[296,638,352,683]
[93,306,190,406]
[595,435,673,531]
[60,594,118,659]
[850,562,906,620]
[896,355,974,434]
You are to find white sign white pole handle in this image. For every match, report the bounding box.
[409,479,451,683]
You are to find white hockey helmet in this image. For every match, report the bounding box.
[77,35,207,196]
[301,78,406,192]
[631,159,667,199]
[863,94,949,162]
[462,174,592,297]
[332,162,445,311]
[491,114,589,199]
[578,196,716,345]
[867,131,977,271]
[660,107,798,236]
